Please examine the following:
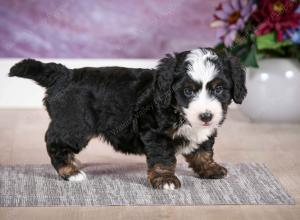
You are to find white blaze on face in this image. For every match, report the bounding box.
[184,49,223,128]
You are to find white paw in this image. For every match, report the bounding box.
[68,171,87,182]
[163,183,175,190]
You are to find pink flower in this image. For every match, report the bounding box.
[252,0,300,41]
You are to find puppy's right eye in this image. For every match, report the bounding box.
[184,88,194,97]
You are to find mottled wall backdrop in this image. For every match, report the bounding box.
[0,0,220,58]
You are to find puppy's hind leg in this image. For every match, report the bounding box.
[45,123,91,182]
[46,143,87,181]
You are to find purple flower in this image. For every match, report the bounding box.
[297,5,300,14]
[284,6,300,44]
[211,0,257,46]
[285,25,300,44]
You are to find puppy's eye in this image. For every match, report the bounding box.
[214,85,223,95]
[184,88,194,97]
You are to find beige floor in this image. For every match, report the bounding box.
[0,109,300,220]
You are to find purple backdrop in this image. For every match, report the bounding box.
[0,0,220,58]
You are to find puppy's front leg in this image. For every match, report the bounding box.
[147,162,181,190]
[183,138,227,179]
[141,132,181,189]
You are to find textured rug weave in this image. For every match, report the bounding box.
[0,163,294,206]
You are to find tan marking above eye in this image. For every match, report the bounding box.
[209,79,222,89]
[185,80,201,91]
[185,83,196,91]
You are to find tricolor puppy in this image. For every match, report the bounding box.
[9,48,246,189]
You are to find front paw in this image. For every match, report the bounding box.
[198,163,227,179]
[148,174,181,190]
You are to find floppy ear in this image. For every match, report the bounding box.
[227,54,247,104]
[154,54,177,108]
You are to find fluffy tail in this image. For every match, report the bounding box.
[9,59,70,88]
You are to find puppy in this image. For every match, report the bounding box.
[9,48,246,189]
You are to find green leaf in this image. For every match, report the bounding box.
[256,32,293,50]
[242,45,259,68]
[230,41,259,68]
[213,36,259,67]
[214,43,225,52]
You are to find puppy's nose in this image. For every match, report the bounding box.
[199,112,213,123]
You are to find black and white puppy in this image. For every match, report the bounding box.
[9,48,246,190]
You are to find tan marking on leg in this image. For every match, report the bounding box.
[184,150,227,179]
[147,163,181,189]
[58,164,79,179]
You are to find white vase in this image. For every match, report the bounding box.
[241,58,300,123]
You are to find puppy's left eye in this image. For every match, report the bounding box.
[184,88,195,97]
[214,85,223,95]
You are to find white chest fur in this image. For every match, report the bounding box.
[173,124,215,155]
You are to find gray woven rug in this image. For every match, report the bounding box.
[0,163,294,207]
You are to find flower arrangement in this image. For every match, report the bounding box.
[211,0,300,67]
